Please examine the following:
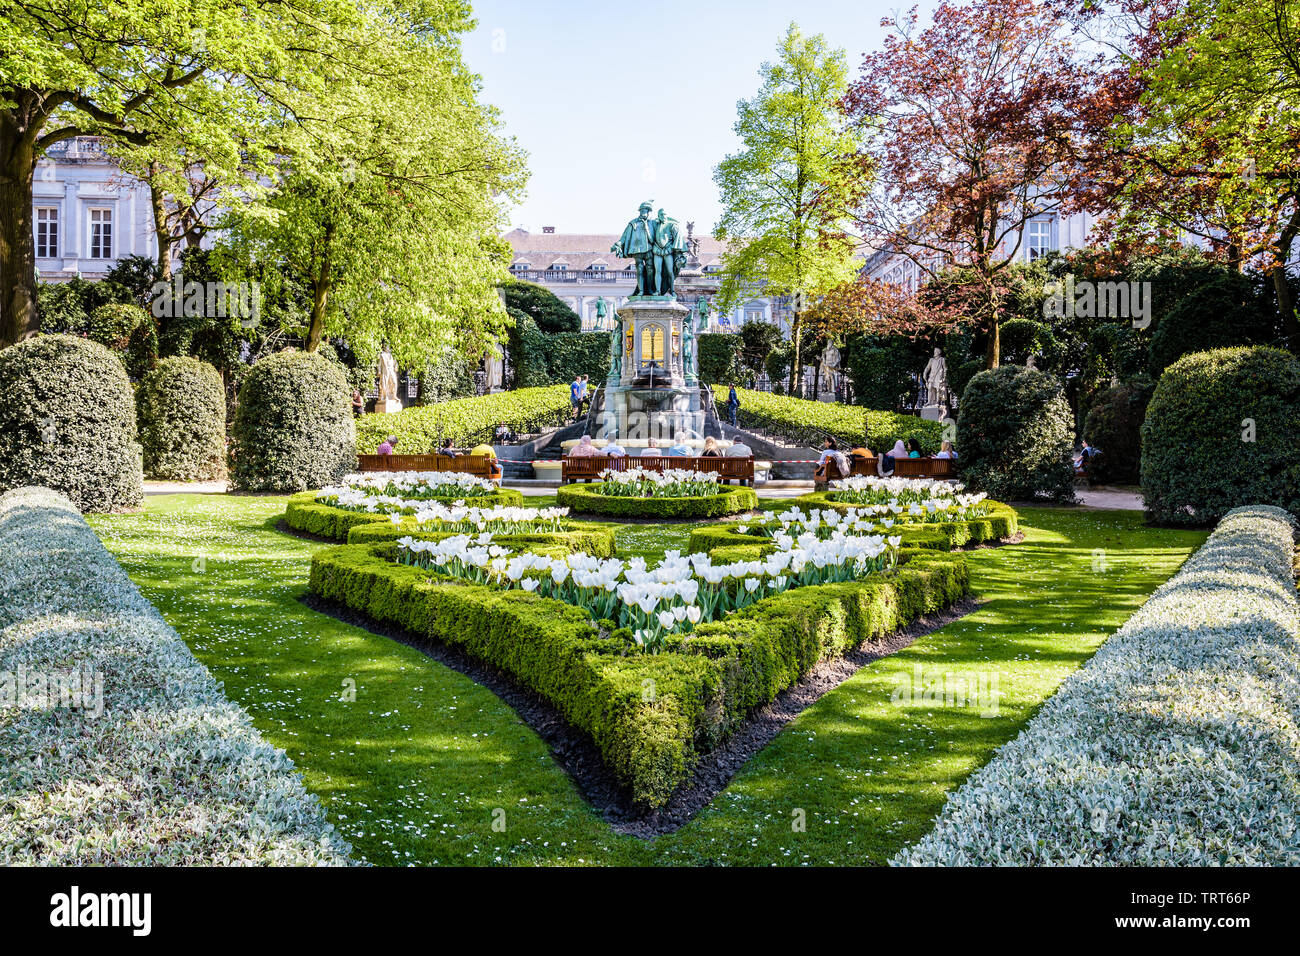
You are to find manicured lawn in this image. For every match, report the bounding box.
[88,496,1205,865]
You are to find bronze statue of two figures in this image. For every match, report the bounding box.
[611,203,689,298]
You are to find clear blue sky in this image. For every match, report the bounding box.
[463,0,932,234]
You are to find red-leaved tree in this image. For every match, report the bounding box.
[841,0,1114,367]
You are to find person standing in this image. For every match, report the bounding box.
[570,374,583,422]
[351,389,364,417]
[579,375,590,415]
[726,384,740,427]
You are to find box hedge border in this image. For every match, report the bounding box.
[308,540,969,809]
[792,492,1019,547]
[284,488,527,541]
[555,483,758,520]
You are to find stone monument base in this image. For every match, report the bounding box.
[919,404,945,421]
[378,399,404,414]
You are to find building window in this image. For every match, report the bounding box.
[744,309,764,324]
[1027,219,1052,260]
[588,263,606,272]
[89,208,113,259]
[35,208,59,258]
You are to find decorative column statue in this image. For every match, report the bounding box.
[611,203,656,296]
[377,346,402,413]
[922,348,947,406]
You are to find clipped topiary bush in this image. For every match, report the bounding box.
[1081,380,1154,485]
[137,357,227,481]
[230,350,355,492]
[957,365,1076,502]
[0,334,142,512]
[1141,346,1300,525]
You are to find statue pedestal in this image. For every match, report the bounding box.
[919,404,945,421]
[378,399,404,414]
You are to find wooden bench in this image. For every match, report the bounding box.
[889,456,958,479]
[356,454,499,480]
[815,453,958,485]
[561,454,756,486]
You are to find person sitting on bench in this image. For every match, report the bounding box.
[881,439,906,475]
[470,443,503,481]
[376,435,397,456]
[568,435,599,457]
[814,437,850,481]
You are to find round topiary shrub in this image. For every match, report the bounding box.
[230,350,356,492]
[1081,380,1155,485]
[137,357,227,481]
[1141,346,1300,525]
[0,334,143,511]
[956,365,1076,502]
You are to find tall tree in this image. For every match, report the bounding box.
[842,0,1105,368]
[0,0,378,346]
[217,5,526,368]
[1085,0,1300,349]
[713,23,863,394]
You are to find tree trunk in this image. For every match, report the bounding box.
[148,167,173,281]
[305,223,334,352]
[0,114,39,347]
[1274,211,1300,352]
[984,317,1001,369]
[788,310,803,396]
[1273,262,1299,352]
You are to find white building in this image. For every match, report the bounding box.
[31,136,209,281]
[861,210,1098,284]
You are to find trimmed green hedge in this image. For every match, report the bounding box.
[356,385,571,453]
[137,357,227,481]
[688,496,1019,556]
[712,385,944,453]
[1141,346,1300,525]
[309,541,970,809]
[956,365,1076,502]
[556,483,758,519]
[230,350,356,493]
[283,489,527,541]
[0,334,143,513]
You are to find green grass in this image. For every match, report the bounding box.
[87,495,1205,865]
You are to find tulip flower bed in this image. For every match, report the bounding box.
[596,467,723,498]
[394,529,901,652]
[794,489,1019,550]
[285,474,526,541]
[339,471,501,500]
[691,498,1019,559]
[556,482,758,520]
[308,531,971,809]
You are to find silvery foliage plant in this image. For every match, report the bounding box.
[0,486,352,865]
